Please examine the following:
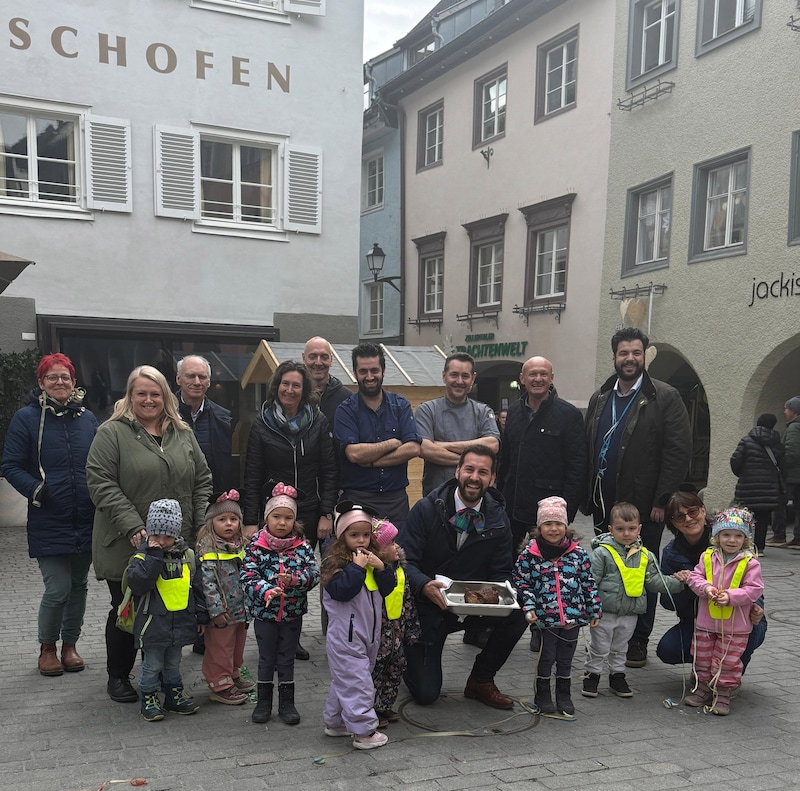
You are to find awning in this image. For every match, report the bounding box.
[0,251,34,294]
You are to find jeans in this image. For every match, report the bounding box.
[139,645,183,694]
[36,553,92,644]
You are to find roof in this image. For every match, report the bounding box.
[0,250,35,295]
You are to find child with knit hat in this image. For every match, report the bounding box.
[512,496,601,718]
[195,490,251,706]
[124,498,207,722]
[241,483,319,725]
[685,507,764,715]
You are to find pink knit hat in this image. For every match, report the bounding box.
[372,518,398,549]
[537,496,568,526]
[333,501,379,538]
[263,482,298,519]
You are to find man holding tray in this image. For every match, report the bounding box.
[400,446,527,709]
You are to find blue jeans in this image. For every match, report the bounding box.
[139,645,183,694]
[36,553,92,644]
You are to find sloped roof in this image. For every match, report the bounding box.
[0,250,34,294]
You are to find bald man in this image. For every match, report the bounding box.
[496,356,587,554]
[302,336,350,425]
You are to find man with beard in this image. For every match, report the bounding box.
[400,446,527,709]
[333,342,421,528]
[584,327,691,668]
[302,336,350,425]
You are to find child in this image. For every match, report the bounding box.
[513,496,601,717]
[321,502,397,750]
[241,482,319,725]
[685,507,763,716]
[371,519,421,728]
[196,490,252,706]
[583,502,684,698]
[125,499,206,722]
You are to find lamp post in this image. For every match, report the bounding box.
[365,243,400,292]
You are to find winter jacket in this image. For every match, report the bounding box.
[783,416,800,485]
[513,538,601,627]
[319,375,351,426]
[242,404,337,526]
[241,530,319,621]
[584,371,691,521]
[1,389,97,558]
[497,387,587,524]
[86,417,213,582]
[125,541,207,650]
[589,533,683,616]
[400,479,513,641]
[687,548,763,635]
[196,535,248,623]
[659,525,712,623]
[177,395,234,492]
[730,426,784,510]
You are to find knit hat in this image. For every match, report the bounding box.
[146,499,182,539]
[785,397,800,415]
[537,496,568,527]
[263,482,298,519]
[711,507,753,539]
[372,518,398,549]
[756,413,777,430]
[205,490,243,522]
[334,501,379,538]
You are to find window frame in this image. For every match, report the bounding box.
[190,0,325,21]
[621,174,673,277]
[463,213,507,312]
[472,64,507,149]
[535,27,579,124]
[626,0,680,90]
[695,0,761,57]
[364,281,384,334]
[412,231,446,318]
[416,100,444,172]
[362,151,384,213]
[789,131,800,246]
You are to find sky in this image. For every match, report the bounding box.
[363,0,436,61]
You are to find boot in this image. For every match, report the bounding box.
[555,676,575,715]
[710,686,731,716]
[278,682,301,725]
[252,682,273,723]
[38,643,63,676]
[534,676,555,714]
[60,643,85,672]
[684,679,713,708]
[140,691,165,722]
[162,684,199,715]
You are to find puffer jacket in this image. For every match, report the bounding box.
[589,532,683,616]
[783,417,800,485]
[730,426,784,510]
[196,535,248,623]
[1,389,98,558]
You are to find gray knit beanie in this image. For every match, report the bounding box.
[146,499,182,539]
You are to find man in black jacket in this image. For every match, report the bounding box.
[401,446,527,710]
[302,336,351,425]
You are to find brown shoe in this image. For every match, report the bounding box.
[464,675,514,710]
[38,643,63,676]
[61,643,85,672]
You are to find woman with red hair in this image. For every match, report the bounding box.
[1,353,98,675]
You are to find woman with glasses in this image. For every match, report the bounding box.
[656,490,766,671]
[1,353,98,676]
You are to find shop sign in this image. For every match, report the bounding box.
[456,333,528,359]
[748,273,800,306]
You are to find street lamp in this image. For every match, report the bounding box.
[366,243,386,280]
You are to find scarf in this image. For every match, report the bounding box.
[263,401,313,441]
[255,529,303,553]
[536,535,572,561]
[448,508,485,534]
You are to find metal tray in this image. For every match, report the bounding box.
[443,580,520,617]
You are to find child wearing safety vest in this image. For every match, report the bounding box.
[686,507,763,716]
[196,490,252,706]
[583,502,684,699]
[125,498,207,722]
[320,503,397,750]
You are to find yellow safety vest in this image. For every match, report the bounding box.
[199,550,244,562]
[703,548,750,620]
[602,544,649,598]
[155,559,191,612]
[364,566,404,620]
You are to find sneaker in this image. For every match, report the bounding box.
[765,536,788,547]
[210,685,248,705]
[581,673,600,698]
[786,538,800,549]
[625,641,647,668]
[140,691,165,722]
[353,731,389,750]
[232,676,256,692]
[323,725,351,737]
[609,673,633,697]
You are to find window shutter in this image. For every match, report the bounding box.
[284,144,322,233]
[284,0,326,15]
[85,116,132,212]
[154,125,200,219]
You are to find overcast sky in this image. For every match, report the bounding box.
[363,1,435,61]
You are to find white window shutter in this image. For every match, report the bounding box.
[284,0,326,16]
[85,116,132,212]
[284,144,322,233]
[154,125,200,219]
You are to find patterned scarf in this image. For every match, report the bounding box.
[448,508,486,534]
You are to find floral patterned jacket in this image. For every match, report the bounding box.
[196,535,248,623]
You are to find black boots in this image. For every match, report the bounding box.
[278,682,301,725]
[252,682,273,723]
[534,676,555,714]
[555,676,575,715]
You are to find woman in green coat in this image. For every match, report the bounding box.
[86,365,212,703]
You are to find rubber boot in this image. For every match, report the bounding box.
[60,642,85,672]
[555,676,575,715]
[252,682,273,723]
[38,643,63,676]
[278,682,301,725]
[534,676,555,714]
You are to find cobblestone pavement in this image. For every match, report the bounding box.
[2,515,799,791]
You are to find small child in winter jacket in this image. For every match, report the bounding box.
[125,498,206,722]
[685,507,763,716]
[241,483,319,725]
[583,502,684,699]
[196,490,253,706]
[513,496,601,718]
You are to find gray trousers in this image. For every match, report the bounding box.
[584,612,637,675]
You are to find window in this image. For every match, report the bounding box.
[689,149,750,262]
[473,65,507,147]
[621,176,672,276]
[410,37,435,66]
[363,153,384,212]
[463,214,507,311]
[190,0,326,20]
[627,0,679,89]
[0,100,131,218]
[412,231,446,318]
[417,101,443,171]
[790,131,800,246]
[366,282,384,333]
[535,28,578,123]
[696,0,760,56]
[520,194,575,302]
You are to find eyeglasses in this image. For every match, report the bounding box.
[671,506,702,524]
[43,374,73,383]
